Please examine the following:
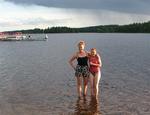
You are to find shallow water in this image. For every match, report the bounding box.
[0,33,150,115]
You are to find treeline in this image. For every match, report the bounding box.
[5,21,150,33]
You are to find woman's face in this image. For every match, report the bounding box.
[78,44,85,51]
[91,49,96,56]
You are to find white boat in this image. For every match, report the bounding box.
[45,34,48,39]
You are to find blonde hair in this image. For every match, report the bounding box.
[78,40,85,46]
[91,48,97,51]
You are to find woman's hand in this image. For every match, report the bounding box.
[90,62,97,66]
[90,62,94,65]
[90,62,100,67]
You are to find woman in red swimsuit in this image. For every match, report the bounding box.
[89,48,102,98]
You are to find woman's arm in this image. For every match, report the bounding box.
[69,53,77,70]
[90,54,102,67]
[90,62,100,67]
[97,54,102,67]
[86,51,90,57]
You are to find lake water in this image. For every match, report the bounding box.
[0,33,150,115]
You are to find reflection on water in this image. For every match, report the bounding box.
[74,97,101,115]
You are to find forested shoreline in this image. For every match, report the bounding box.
[3,21,150,34]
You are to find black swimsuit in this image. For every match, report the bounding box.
[75,56,89,77]
[77,56,88,66]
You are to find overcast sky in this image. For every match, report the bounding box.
[1,0,150,31]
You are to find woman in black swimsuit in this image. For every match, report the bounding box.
[69,41,89,98]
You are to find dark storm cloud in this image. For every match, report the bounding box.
[5,0,150,14]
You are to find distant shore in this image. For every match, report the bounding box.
[2,21,150,34]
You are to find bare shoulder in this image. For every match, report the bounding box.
[96,53,101,59]
[85,50,90,57]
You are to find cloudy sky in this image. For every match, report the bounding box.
[0,0,150,31]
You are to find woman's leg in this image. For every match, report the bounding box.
[94,71,101,98]
[89,73,94,96]
[76,76,82,97]
[83,76,89,96]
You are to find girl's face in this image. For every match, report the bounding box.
[91,49,96,56]
[78,44,85,51]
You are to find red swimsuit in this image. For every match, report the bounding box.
[89,55,100,73]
